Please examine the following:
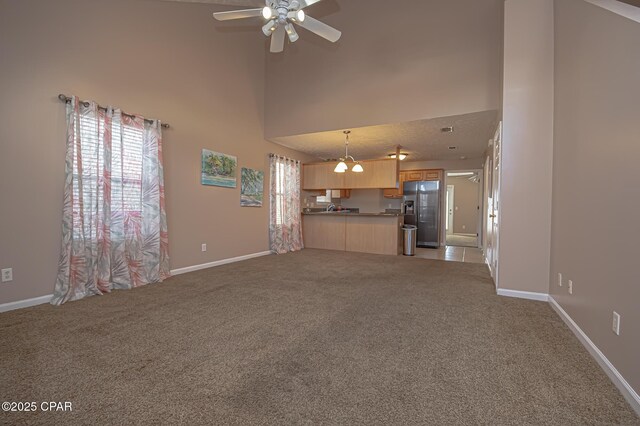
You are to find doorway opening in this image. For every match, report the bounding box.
[444,170,482,248]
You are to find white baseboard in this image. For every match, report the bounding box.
[0,252,272,313]
[497,288,549,302]
[0,294,53,313]
[549,296,640,415]
[170,251,272,276]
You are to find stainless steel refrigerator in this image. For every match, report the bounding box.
[403,181,440,248]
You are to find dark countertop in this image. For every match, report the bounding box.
[303,211,404,217]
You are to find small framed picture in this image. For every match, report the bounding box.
[201,149,237,188]
[240,168,264,207]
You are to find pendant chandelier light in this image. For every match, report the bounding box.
[334,130,364,173]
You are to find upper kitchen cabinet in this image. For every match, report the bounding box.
[383,169,444,198]
[403,169,443,182]
[343,159,398,189]
[423,170,443,181]
[404,170,426,181]
[303,162,344,190]
[302,159,398,190]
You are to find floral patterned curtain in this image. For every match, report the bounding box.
[269,155,304,254]
[51,97,170,305]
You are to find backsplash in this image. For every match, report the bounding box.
[338,189,401,213]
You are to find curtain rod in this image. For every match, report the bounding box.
[58,94,170,129]
[269,153,301,162]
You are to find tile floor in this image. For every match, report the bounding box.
[413,246,485,264]
[444,234,478,248]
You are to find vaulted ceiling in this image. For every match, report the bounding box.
[155,0,504,162]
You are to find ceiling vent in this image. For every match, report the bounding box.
[441,126,454,133]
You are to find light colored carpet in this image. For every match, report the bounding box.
[1,249,637,425]
[446,234,478,248]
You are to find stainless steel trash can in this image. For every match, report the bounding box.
[403,225,417,256]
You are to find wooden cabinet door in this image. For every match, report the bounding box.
[345,159,397,189]
[383,171,405,198]
[303,164,326,190]
[302,215,346,250]
[374,159,399,188]
[303,163,345,190]
[305,159,397,190]
[424,169,443,181]
[404,170,425,181]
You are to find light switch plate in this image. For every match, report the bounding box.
[612,312,621,335]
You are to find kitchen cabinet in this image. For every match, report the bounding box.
[331,189,351,199]
[302,159,398,190]
[303,214,403,255]
[344,216,403,255]
[404,170,425,181]
[302,215,346,251]
[343,159,398,189]
[303,162,344,190]
[424,170,443,181]
[383,169,444,198]
[383,171,407,199]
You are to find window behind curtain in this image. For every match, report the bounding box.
[71,110,145,239]
[53,96,170,305]
[275,162,285,225]
[269,155,303,254]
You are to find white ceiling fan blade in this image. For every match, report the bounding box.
[296,16,341,43]
[270,26,286,53]
[213,8,263,21]
[299,0,324,8]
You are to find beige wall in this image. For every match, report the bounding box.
[498,0,554,294]
[552,0,640,398]
[448,176,479,235]
[264,0,503,138]
[0,0,316,304]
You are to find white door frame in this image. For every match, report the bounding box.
[485,122,502,287]
[446,185,455,235]
[444,169,483,248]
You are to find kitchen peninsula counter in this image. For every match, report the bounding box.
[302,212,404,255]
[302,212,404,217]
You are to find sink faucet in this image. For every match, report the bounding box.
[327,203,336,212]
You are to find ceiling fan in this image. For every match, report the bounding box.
[213,0,342,53]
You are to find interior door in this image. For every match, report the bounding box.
[486,123,502,285]
[446,185,454,235]
[483,156,493,262]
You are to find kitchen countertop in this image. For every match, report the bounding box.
[302,211,404,217]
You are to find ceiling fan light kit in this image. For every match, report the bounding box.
[213,0,341,53]
[262,20,278,35]
[388,153,409,161]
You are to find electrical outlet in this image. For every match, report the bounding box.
[1,268,13,283]
[558,272,563,287]
[201,244,207,252]
[612,312,621,335]
[568,280,573,295]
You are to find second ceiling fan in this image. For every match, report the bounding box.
[213,0,342,53]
